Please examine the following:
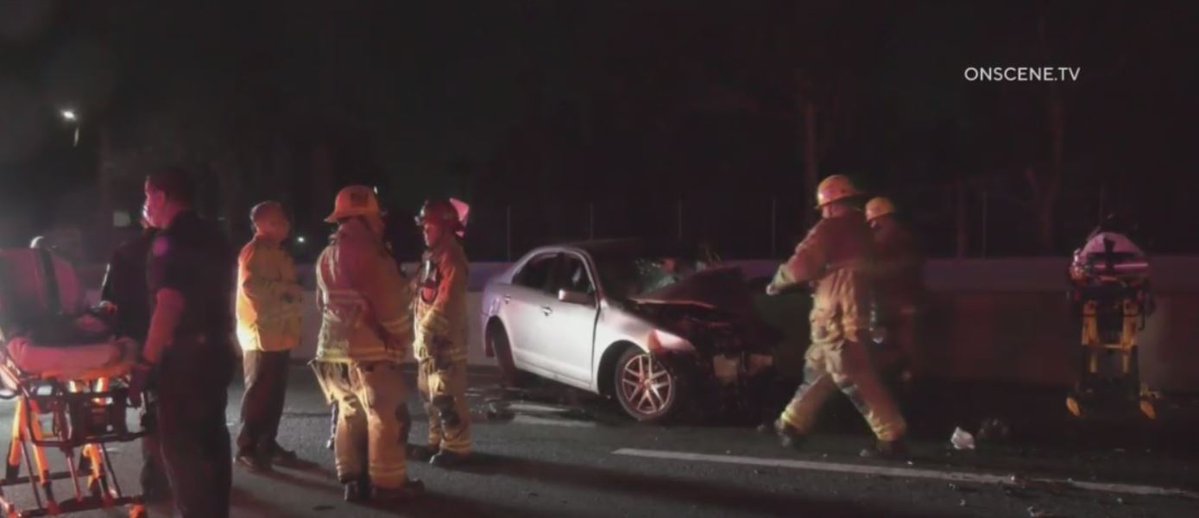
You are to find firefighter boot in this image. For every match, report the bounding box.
[343,474,372,503]
[775,420,807,450]
[859,439,909,460]
[430,450,471,468]
[373,479,426,502]
[408,444,438,463]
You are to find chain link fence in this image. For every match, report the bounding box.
[460,177,1199,262]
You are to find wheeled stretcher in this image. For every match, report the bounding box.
[0,248,147,518]
[1066,231,1158,420]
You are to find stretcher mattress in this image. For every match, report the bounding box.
[5,337,136,381]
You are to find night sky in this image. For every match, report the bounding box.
[1,0,1195,261]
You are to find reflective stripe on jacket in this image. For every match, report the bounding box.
[315,220,414,364]
[768,213,874,343]
[413,238,469,363]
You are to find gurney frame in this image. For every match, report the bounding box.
[0,354,147,518]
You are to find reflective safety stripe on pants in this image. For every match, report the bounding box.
[779,339,907,442]
[319,361,410,487]
[418,359,471,454]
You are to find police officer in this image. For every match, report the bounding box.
[410,199,471,467]
[313,186,424,502]
[765,175,908,459]
[98,217,169,501]
[130,168,236,517]
[864,197,926,385]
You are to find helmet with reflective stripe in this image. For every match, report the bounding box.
[415,199,462,230]
[815,174,864,207]
[326,186,382,223]
[865,197,896,221]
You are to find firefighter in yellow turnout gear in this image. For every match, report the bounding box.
[865,197,926,383]
[766,175,909,459]
[410,199,472,467]
[313,186,425,502]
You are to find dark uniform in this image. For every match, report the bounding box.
[147,211,236,518]
[870,219,925,380]
[99,229,168,498]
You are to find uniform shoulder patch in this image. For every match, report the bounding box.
[152,235,171,257]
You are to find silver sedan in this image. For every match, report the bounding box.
[481,239,777,423]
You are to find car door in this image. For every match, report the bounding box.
[505,252,561,371]
[541,252,600,386]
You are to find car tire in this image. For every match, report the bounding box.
[487,322,526,388]
[613,347,685,423]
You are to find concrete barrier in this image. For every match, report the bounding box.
[85,256,1199,392]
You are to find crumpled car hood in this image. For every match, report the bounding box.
[629,266,759,319]
[628,266,782,351]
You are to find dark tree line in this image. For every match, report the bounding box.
[2,0,1194,261]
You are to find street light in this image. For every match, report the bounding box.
[61,109,80,146]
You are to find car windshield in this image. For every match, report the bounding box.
[590,246,702,300]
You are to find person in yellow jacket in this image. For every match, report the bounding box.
[409,199,471,467]
[235,202,304,472]
[766,175,908,459]
[312,186,424,502]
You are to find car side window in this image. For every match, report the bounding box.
[558,255,595,295]
[514,254,558,293]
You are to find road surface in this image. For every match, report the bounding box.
[0,367,1194,517]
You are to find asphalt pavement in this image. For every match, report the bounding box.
[0,366,1195,518]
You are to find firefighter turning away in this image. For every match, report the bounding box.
[313,186,424,502]
[409,198,472,467]
[766,175,909,459]
[864,197,926,386]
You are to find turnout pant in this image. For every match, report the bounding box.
[873,307,921,381]
[155,338,234,518]
[417,358,471,454]
[779,339,907,442]
[237,350,291,457]
[315,361,410,488]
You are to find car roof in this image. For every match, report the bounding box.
[533,238,695,259]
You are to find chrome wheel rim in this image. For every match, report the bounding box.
[619,353,673,416]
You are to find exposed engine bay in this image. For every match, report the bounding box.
[628,266,782,417]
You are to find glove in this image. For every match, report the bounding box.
[128,359,155,407]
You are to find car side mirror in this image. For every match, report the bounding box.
[558,289,593,306]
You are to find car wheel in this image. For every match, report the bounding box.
[614,347,684,423]
[487,322,525,388]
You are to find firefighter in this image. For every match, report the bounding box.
[864,197,926,385]
[313,185,424,502]
[409,199,471,467]
[98,217,169,501]
[765,175,908,459]
[235,201,304,472]
[129,168,236,517]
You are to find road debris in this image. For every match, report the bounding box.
[1026,505,1064,517]
[951,427,976,450]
